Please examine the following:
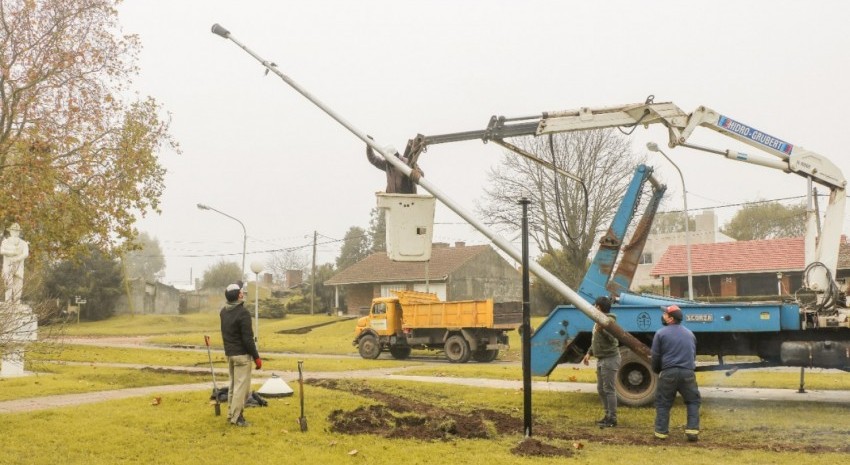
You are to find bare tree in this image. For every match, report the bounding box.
[266,249,309,284]
[0,272,64,371]
[480,130,644,288]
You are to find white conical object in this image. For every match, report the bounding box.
[257,373,294,397]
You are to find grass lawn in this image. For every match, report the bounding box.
[3,379,848,465]
[0,364,208,402]
[4,313,849,464]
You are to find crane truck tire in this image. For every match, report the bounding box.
[358,334,382,359]
[444,334,472,363]
[472,349,499,363]
[389,346,412,360]
[615,347,657,407]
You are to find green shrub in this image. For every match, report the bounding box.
[258,297,287,318]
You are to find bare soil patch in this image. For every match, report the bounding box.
[310,378,850,457]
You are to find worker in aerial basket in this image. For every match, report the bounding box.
[366,136,424,194]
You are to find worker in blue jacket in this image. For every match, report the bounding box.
[651,304,701,442]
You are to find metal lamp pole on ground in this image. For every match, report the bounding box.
[647,142,694,300]
[196,203,247,280]
[250,261,263,344]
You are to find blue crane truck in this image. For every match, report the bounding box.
[529,136,848,406]
[209,34,848,406]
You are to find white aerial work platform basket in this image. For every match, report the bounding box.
[376,193,436,262]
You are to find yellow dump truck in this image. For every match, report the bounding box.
[353,290,522,363]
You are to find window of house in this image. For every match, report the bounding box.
[639,253,653,264]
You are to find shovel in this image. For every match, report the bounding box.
[204,335,221,416]
[297,360,308,432]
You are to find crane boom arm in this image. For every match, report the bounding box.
[412,99,846,300]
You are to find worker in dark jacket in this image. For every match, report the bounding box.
[582,296,621,427]
[366,137,423,194]
[220,283,261,427]
[651,304,700,441]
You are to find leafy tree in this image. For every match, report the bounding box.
[480,130,644,289]
[121,232,165,282]
[368,207,387,252]
[651,210,696,234]
[201,260,242,290]
[43,246,123,321]
[0,0,178,263]
[310,263,337,313]
[721,201,806,240]
[335,226,370,271]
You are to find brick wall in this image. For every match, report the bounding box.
[344,285,375,315]
[719,275,737,297]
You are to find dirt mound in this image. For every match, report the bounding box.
[309,379,848,456]
[321,381,513,440]
[511,438,574,458]
[314,379,573,456]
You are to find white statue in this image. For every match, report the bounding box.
[1,223,29,302]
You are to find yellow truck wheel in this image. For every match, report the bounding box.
[445,335,471,363]
[472,349,499,363]
[358,334,382,359]
[389,346,412,360]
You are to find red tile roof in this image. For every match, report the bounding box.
[651,237,806,277]
[325,244,493,285]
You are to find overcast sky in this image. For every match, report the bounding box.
[120,1,850,287]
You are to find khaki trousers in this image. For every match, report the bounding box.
[227,354,252,423]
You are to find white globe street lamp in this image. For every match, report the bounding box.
[250,261,264,344]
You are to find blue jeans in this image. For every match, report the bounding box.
[597,354,621,421]
[654,367,700,435]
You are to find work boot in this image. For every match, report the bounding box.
[231,415,250,427]
[597,417,617,428]
[686,433,699,442]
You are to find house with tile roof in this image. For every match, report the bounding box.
[631,209,734,291]
[325,242,522,315]
[651,236,850,299]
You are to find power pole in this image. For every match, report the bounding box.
[310,230,317,315]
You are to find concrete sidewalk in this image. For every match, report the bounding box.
[387,375,850,404]
[3,365,848,414]
[0,366,405,414]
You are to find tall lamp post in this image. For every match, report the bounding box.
[250,261,263,343]
[647,142,694,300]
[196,203,247,280]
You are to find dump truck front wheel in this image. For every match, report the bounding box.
[615,348,657,407]
[358,334,382,359]
[445,335,471,363]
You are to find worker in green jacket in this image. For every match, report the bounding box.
[582,296,621,427]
